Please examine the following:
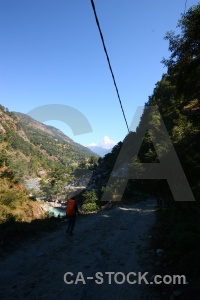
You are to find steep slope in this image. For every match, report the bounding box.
[14,112,95,157]
[0,167,44,223]
[0,105,97,180]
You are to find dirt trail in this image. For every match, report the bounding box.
[0,198,158,300]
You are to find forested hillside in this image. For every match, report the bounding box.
[0,107,97,180]
[15,112,93,159]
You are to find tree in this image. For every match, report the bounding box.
[87,156,98,170]
[162,4,200,103]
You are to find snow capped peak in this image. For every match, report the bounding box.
[87,136,117,156]
[99,136,116,149]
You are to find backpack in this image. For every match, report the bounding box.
[66,199,76,216]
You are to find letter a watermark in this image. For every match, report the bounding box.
[101,106,195,202]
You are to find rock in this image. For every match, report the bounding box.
[149,249,155,254]
[150,275,156,281]
[155,261,162,267]
[173,290,183,297]
[163,263,167,267]
[35,251,44,257]
[12,285,17,289]
[156,249,164,255]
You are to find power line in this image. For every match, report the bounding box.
[90,0,130,133]
[184,0,188,15]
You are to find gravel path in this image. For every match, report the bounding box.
[0,198,158,300]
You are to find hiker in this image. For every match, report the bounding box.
[66,198,79,235]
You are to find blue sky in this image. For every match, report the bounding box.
[0,0,199,147]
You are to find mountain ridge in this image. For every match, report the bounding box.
[0,105,98,181]
[14,111,96,157]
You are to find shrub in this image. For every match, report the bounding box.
[81,190,99,212]
[82,202,98,213]
[81,190,98,203]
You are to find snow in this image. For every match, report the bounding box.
[87,136,116,150]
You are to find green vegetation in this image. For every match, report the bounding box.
[81,190,99,213]
[0,161,41,224]
[0,140,63,248]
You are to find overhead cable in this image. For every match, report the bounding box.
[90,0,130,133]
[184,0,188,15]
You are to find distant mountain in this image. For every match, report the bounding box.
[87,136,116,157]
[87,146,110,157]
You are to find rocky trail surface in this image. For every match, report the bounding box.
[0,198,159,300]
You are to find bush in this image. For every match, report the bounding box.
[0,205,13,224]
[81,190,99,212]
[81,190,98,203]
[82,202,98,213]
[0,190,26,209]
